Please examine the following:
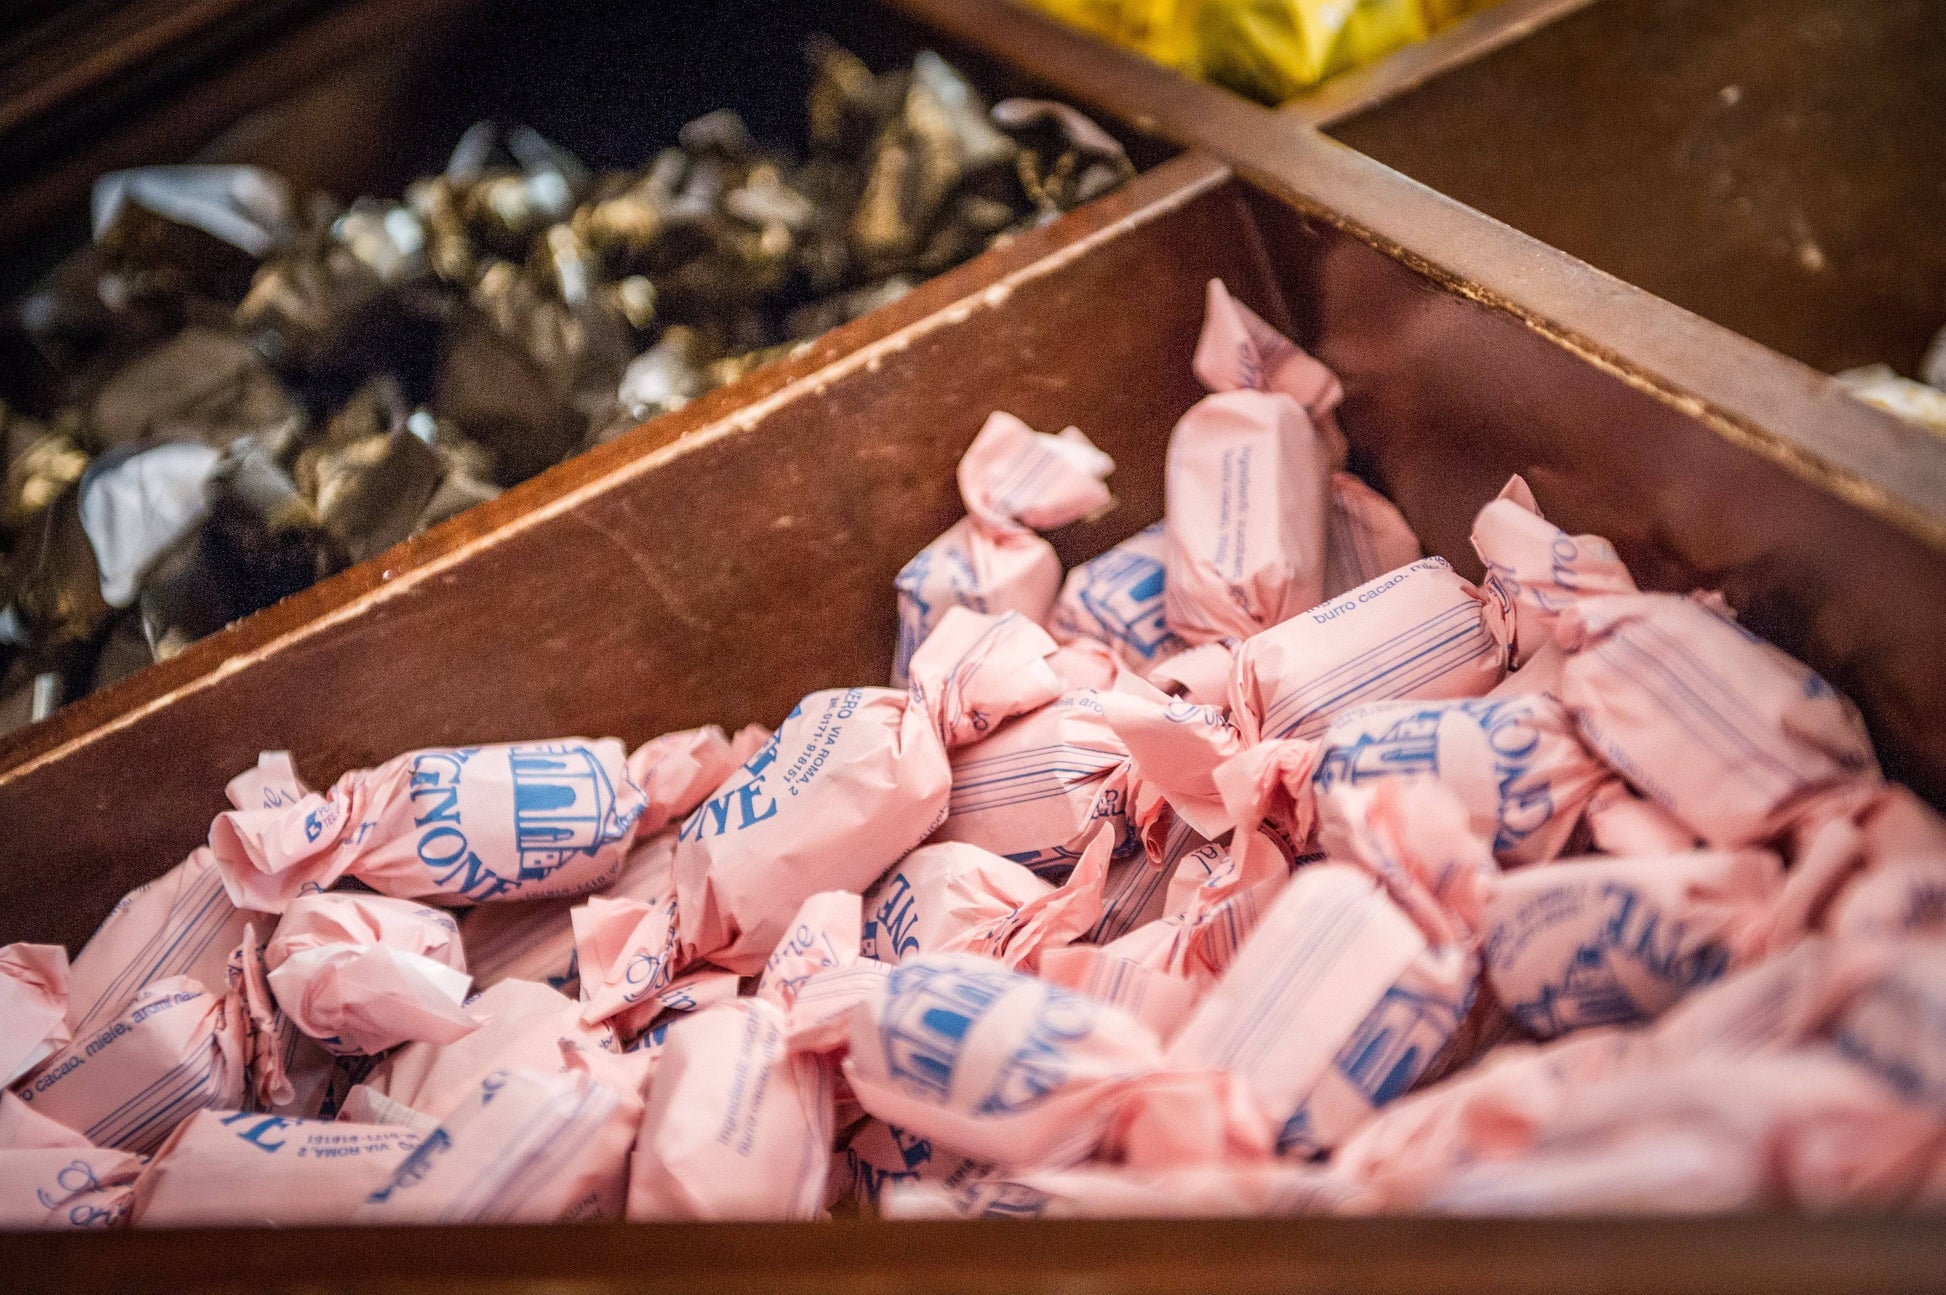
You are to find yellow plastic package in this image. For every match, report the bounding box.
[1029,0,1199,68]
[1192,0,1428,103]
[1022,0,1498,103]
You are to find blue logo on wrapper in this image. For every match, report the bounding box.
[409,743,637,902]
[1069,535,1180,661]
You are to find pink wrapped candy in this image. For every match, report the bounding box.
[1324,472,1422,602]
[893,411,1113,684]
[835,953,1164,1170]
[65,850,260,1040]
[1230,556,1512,745]
[933,689,1150,880]
[1558,591,1879,848]
[1051,524,1188,673]
[675,608,1063,974]
[1213,689,1610,868]
[571,889,685,1034]
[265,893,479,1055]
[831,1116,989,1214]
[1163,280,1340,646]
[0,1091,144,1230]
[206,737,658,912]
[626,891,851,1221]
[1828,942,1946,1113]
[361,978,615,1123]
[1470,474,1637,665]
[1417,1050,1944,1215]
[1,944,70,1087]
[626,998,835,1220]
[1481,849,1785,1038]
[457,725,766,994]
[16,935,289,1154]
[1166,861,1475,1156]
[131,1110,423,1227]
[861,823,1113,971]
[358,1049,649,1225]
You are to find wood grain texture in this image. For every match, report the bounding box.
[3,1213,1945,1295]
[1325,0,1946,376]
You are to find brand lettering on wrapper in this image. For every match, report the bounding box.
[218,1112,293,1152]
[864,873,924,963]
[681,726,785,841]
[976,989,1093,1117]
[1312,697,1558,854]
[1277,981,1473,1157]
[408,744,637,901]
[1501,883,1732,1036]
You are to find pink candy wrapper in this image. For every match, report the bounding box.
[463,830,674,997]
[1812,789,1946,944]
[1482,849,1784,1039]
[1,944,71,1087]
[571,890,687,1034]
[131,1110,423,1227]
[1167,862,1474,1156]
[1829,943,1946,1113]
[0,1091,145,1230]
[1051,524,1188,673]
[1324,472,1422,602]
[1418,1050,1943,1214]
[757,891,864,1009]
[1036,946,1199,1043]
[627,997,835,1220]
[458,726,767,994]
[1230,556,1512,745]
[359,1049,650,1224]
[1215,690,1609,869]
[675,608,1063,974]
[1164,281,1337,645]
[1084,813,1192,945]
[893,411,1114,684]
[624,890,849,1221]
[831,1116,989,1213]
[17,934,290,1154]
[206,738,656,912]
[65,849,260,1039]
[265,893,479,1055]
[1096,685,1247,843]
[861,825,1113,971]
[1559,591,1879,848]
[837,953,1164,1170]
[934,689,1147,879]
[363,978,616,1122]
[1470,474,1637,664]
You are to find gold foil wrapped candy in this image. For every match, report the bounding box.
[0,42,1131,725]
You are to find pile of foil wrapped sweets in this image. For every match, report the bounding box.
[0,41,1131,733]
[5,278,1945,1231]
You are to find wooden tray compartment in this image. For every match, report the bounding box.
[4,143,1946,1293]
[0,0,1172,753]
[1318,0,1946,377]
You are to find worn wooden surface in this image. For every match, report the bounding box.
[1326,0,1946,376]
[0,153,1249,950]
[1286,0,1602,126]
[6,1214,1946,1295]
